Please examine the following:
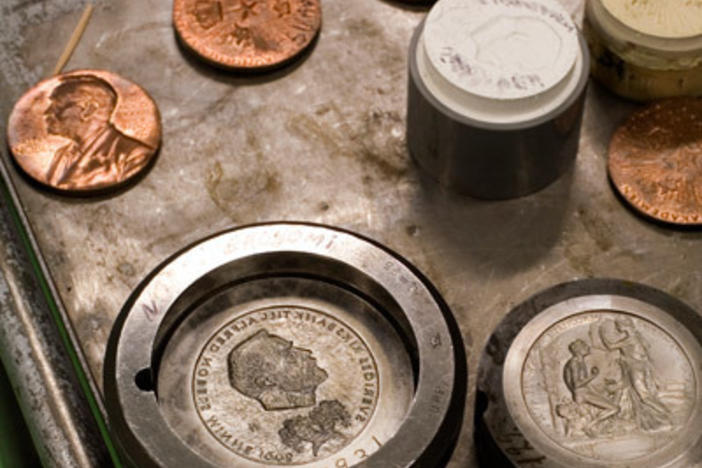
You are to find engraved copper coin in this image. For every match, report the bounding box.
[173,0,321,70]
[7,70,161,193]
[608,98,702,225]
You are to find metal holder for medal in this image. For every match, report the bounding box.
[104,223,467,467]
[476,279,702,468]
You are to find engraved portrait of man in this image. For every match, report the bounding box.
[228,329,328,410]
[43,75,153,190]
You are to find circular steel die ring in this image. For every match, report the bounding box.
[504,295,702,467]
[476,279,702,468]
[104,223,463,467]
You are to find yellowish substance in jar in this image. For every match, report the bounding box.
[601,0,702,38]
[586,0,702,100]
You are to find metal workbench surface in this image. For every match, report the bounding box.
[0,0,700,466]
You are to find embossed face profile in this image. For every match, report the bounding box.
[228,329,329,410]
[567,338,589,356]
[44,76,116,144]
[179,304,394,465]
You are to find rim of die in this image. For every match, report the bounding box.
[476,278,702,468]
[104,223,467,468]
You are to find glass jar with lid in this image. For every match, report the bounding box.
[585,0,702,101]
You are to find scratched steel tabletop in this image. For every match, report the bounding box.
[1,0,700,467]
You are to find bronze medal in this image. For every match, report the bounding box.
[173,0,321,70]
[7,69,161,193]
[609,98,702,225]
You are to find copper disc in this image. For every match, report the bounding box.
[7,69,161,193]
[173,0,321,70]
[608,98,702,225]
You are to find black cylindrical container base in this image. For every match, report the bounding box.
[407,20,590,200]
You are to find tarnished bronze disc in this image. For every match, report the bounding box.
[608,98,702,225]
[173,0,321,70]
[7,69,161,193]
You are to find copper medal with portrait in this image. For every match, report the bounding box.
[7,70,161,193]
[609,98,702,225]
[173,0,321,70]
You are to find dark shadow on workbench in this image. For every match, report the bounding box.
[377,0,434,12]
[0,363,41,467]
[411,163,575,277]
[173,28,321,88]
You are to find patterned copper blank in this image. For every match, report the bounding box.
[608,98,702,225]
[173,0,321,70]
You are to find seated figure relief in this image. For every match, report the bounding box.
[555,318,674,439]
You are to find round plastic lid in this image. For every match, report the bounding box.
[424,0,579,101]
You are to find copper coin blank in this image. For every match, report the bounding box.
[7,69,161,193]
[173,0,321,70]
[608,98,702,225]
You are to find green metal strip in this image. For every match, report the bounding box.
[0,179,122,468]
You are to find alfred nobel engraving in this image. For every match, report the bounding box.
[522,313,695,462]
[43,75,153,189]
[228,330,353,457]
[7,70,160,192]
[228,329,329,410]
[191,307,382,464]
